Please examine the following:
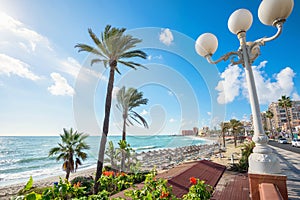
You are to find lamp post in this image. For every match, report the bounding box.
[195,0,294,174]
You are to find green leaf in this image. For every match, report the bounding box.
[23,176,33,192]
[25,192,42,200]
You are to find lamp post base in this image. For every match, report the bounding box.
[248,173,288,200]
[248,152,280,174]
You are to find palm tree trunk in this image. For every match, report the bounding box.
[222,131,226,148]
[285,107,293,139]
[122,115,126,141]
[234,132,237,148]
[121,116,126,171]
[94,66,115,194]
[66,168,70,180]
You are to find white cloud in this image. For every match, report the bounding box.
[48,73,74,96]
[216,65,242,104]
[159,28,173,46]
[0,53,40,81]
[0,12,52,52]
[0,12,109,89]
[216,61,299,105]
[59,57,82,78]
[292,93,300,101]
[169,118,176,123]
[242,62,298,104]
[60,57,107,81]
[140,109,148,116]
[148,55,163,61]
[207,112,212,116]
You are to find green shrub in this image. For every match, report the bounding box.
[229,141,255,172]
[71,176,94,195]
[125,170,179,200]
[42,178,86,199]
[182,177,213,200]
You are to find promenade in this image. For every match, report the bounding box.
[211,144,300,200]
[270,145,300,200]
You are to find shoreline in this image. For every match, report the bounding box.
[0,136,225,199]
[0,168,96,198]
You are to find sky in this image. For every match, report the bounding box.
[0,0,299,136]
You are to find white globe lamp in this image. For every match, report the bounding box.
[258,0,294,26]
[228,9,253,34]
[195,33,218,57]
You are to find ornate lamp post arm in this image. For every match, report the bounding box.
[205,51,243,65]
[255,19,284,44]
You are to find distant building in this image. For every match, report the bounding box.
[193,127,199,135]
[267,101,300,132]
[181,130,196,136]
[240,120,252,135]
[198,126,209,136]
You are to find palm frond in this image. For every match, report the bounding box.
[48,147,61,156]
[119,60,148,70]
[74,44,106,58]
[120,50,147,59]
[130,111,149,128]
[117,61,136,69]
[119,38,143,53]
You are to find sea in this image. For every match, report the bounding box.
[0,135,212,187]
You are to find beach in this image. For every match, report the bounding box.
[0,168,96,199]
[0,138,244,199]
[0,135,211,187]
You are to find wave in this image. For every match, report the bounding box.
[16,156,55,164]
[134,145,159,151]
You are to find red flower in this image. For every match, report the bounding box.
[190,177,197,185]
[117,172,126,177]
[102,171,114,177]
[73,181,81,188]
[160,191,169,198]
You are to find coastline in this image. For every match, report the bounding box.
[0,136,231,199]
[0,168,96,198]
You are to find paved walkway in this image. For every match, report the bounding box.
[270,146,300,200]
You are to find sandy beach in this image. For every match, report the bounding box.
[0,168,96,199]
[0,137,244,199]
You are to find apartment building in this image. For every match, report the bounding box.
[266,100,300,132]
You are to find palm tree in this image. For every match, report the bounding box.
[75,25,147,193]
[104,141,118,170]
[117,140,136,172]
[265,110,274,135]
[116,87,149,141]
[229,119,243,147]
[48,128,90,180]
[116,86,148,171]
[278,95,293,138]
[220,122,229,148]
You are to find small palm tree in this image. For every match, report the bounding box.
[229,119,243,147]
[116,86,148,171]
[104,141,118,170]
[75,25,147,193]
[278,95,293,138]
[220,122,229,148]
[48,128,90,180]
